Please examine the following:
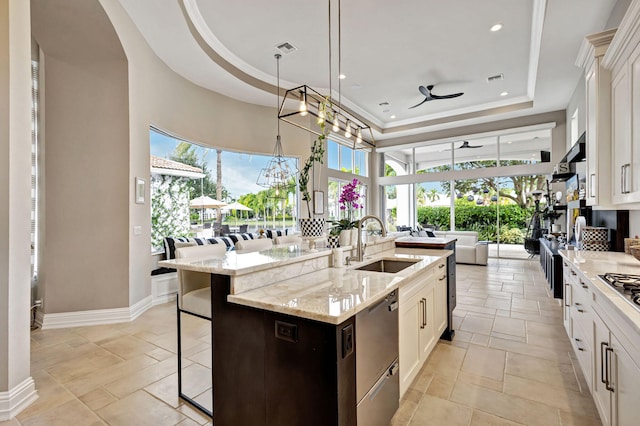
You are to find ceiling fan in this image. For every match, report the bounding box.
[446,141,484,150]
[408,84,464,109]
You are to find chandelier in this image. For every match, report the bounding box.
[256,54,297,198]
[278,0,375,149]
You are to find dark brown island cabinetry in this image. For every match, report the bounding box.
[211,274,399,426]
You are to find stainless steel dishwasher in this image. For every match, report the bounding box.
[356,290,399,426]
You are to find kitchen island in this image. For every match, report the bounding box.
[160,238,452,426]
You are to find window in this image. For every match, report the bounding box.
[378,125,556,253]
[327,139,368,176]
[149,128,298,251]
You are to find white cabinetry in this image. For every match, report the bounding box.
[603,0,640,206]
[591,304,640,426]
[398,259,447,397]
[434,264,447,336]
[562,259,640,426]
[562,261,593,391]
[562,260,572,336]
[576,29,616,208]
[611,66,632,203]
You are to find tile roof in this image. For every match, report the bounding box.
[151,155,203,174]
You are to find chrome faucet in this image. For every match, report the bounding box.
[348,215,387,263]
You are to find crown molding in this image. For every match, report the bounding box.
[576,28,617,69]
[603,0,640,69]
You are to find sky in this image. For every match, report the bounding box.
[150,130,301,200]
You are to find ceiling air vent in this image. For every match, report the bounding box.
[487,73,504,83]
[275,42,297,55]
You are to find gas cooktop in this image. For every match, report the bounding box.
[598,272,640,312]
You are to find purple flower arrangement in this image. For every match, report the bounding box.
[339,178,363,223]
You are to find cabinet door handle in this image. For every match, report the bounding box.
[419,299,425,329]
[590,173,596,198]
[622,163,631,194]
[438,263,445,269]
[575,338,585,351]
[564,284,571,307]
[439,275,446,281]
[571,270,577,276]
[621,165,626,194]
[574,302,584,313]
[600,341,607,385]
[605,346,615,392]
[422,297,427,327]
[580,280,588,289]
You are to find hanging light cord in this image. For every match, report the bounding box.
[275,53,281,138]
[337,0,342,117]
[328,0,332,107]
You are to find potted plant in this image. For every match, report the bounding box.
[299,100,329,237]
[329,178,364,246]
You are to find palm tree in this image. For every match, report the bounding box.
[426,188,440,203]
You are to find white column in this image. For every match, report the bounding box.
[0,0,38,420]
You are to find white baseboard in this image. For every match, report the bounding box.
[38,295,153,330]
[0,377,38,421]
[153,292,177,306]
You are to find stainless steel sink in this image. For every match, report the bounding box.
[355,258,420,273]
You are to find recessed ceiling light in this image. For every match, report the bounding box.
[339,74,346,80]
[390,115,396,119]
[490,23,503,32]
[500,91,509,96]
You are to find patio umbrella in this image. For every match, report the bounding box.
[223,201,252,226]
[189,196,227,209]
[190,196,227,225]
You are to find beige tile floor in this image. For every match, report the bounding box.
[391,258,601,426]
[2,258,600,425]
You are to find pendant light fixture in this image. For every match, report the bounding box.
[256,54,296,198]
[277,0,375,148]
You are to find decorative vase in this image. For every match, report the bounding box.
[299,218,325,237]
[351,228,359,247]
[339,229,352,247]
[327,235,340,248]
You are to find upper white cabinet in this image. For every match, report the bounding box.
[603,0,640,205]
[611,66,632,203]
[577,29,616,208]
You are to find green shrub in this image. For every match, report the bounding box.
[415,204,533,240]
[499,226,525,244]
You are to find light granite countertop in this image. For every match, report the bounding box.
[228,251,451,324]
[559,249,640,335]
[159,236,451,324]
[159,243,333,276]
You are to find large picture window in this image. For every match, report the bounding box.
[379,126,555,259]
[149,128,298,251]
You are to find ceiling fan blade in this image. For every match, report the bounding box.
[408,97,429,109]
[418,85,431,97]
[458,141,483,149]
[431,92,464,100]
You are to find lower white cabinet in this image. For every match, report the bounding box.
[592,307,640,426]
[562,260,640,426]
[399,259,447,397]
